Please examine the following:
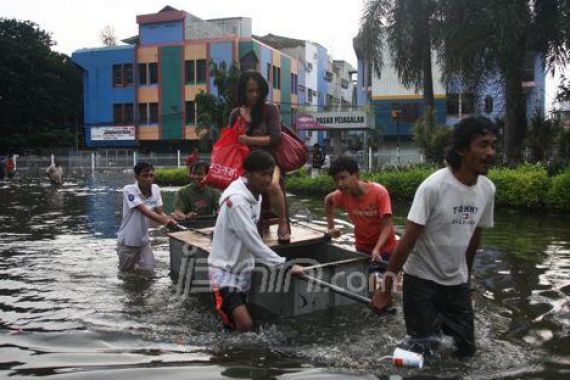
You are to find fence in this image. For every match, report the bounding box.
[12,150,212,176]
[344,147,424,170]
[11,147,424,177]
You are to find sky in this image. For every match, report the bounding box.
[2,0,363,67]
[3,0,565,111]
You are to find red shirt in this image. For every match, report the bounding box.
[185,152,198,167]
[5,159,14,172]
[332,182,397,255]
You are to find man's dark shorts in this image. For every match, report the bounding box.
[403,273,475,357]
[213,287,247,330]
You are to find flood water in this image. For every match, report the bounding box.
[1,173,569,379]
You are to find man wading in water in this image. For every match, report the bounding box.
[371,117,497,357]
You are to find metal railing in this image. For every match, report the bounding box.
[11,150,212,176]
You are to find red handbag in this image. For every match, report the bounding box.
[272,125,309,173]
[202,118,250,190]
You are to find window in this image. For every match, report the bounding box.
[291,73,298,94]
[138,103,148,125]
[138,63,157,86]
[272,66,281,90]
[267,63,272,83]
[185,60,195,84]
[326,95,335,110]
[484,95,494,114]
[185,101,195,124]
[446,93,474,116]
[306,62,313,72]
[124,64,133,85]
[240,52,258,72]
[113,65,123,87]
[138,64,147,85]
[196,60,207,83]
[522,52,535,82]
[341,78,349,89]
[324,71,333,82]
[113,103,134,125]
[112,64,133,87]
[149,103,158,124]
[149,63,158,84]
[307,88,313,103]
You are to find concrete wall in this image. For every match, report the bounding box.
[140,21,184,45]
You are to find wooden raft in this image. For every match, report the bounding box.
[168,224,326,252]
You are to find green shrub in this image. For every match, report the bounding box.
[546,169,570,212]
[155,167,188,186]
[488,165,550,208]
[364,167,434,200]
[286,174,335,196]
[413,114,451,166]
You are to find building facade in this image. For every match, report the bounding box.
[353,35,546,141]
[255,34,356,148]
[72,6,300,149]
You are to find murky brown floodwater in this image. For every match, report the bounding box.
[1,173,569,379]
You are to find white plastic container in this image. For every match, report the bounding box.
[392,347,424,368]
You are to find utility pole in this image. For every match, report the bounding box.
[391,104,402,165]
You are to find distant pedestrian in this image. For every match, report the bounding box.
[116,161,176,274]
[46,161,64,186]
[185,147,199,169]
[5,156,15,178]
[0,155,6,180]
[311,143,325,177]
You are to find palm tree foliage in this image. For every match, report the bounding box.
[439,0,570,164]
[361,0,441,114]
[195,61,240,141]
[360,0,570,165]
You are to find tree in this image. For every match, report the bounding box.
[360,0,441,122]
[99,25,117,46]
[557,75,570,102]
[0,18,82,152]
[413,110,451,166]
[439,0,570,165]
[526,110,561,163]
[195,61,240,142]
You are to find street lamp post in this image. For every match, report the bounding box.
[391,105,402,164]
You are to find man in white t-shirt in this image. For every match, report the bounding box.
[117,161,176,273]
[370,116,498,357]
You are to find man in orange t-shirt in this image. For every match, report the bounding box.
[324,156,397,270]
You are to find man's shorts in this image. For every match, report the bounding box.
[402,273,475,356]
[117,242,155,272]
[212,287,247,330]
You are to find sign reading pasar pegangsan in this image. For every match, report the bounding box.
[295,111,370,130]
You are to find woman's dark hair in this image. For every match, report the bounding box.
[237,70,269,129]
[243,150,275,172]
[328,155,359,176]
[133,161,154,175]
[445,116,498,170]
[190,161,209,174]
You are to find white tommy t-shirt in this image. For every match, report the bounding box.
[117,183,163,247]
[403,167,495,285]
